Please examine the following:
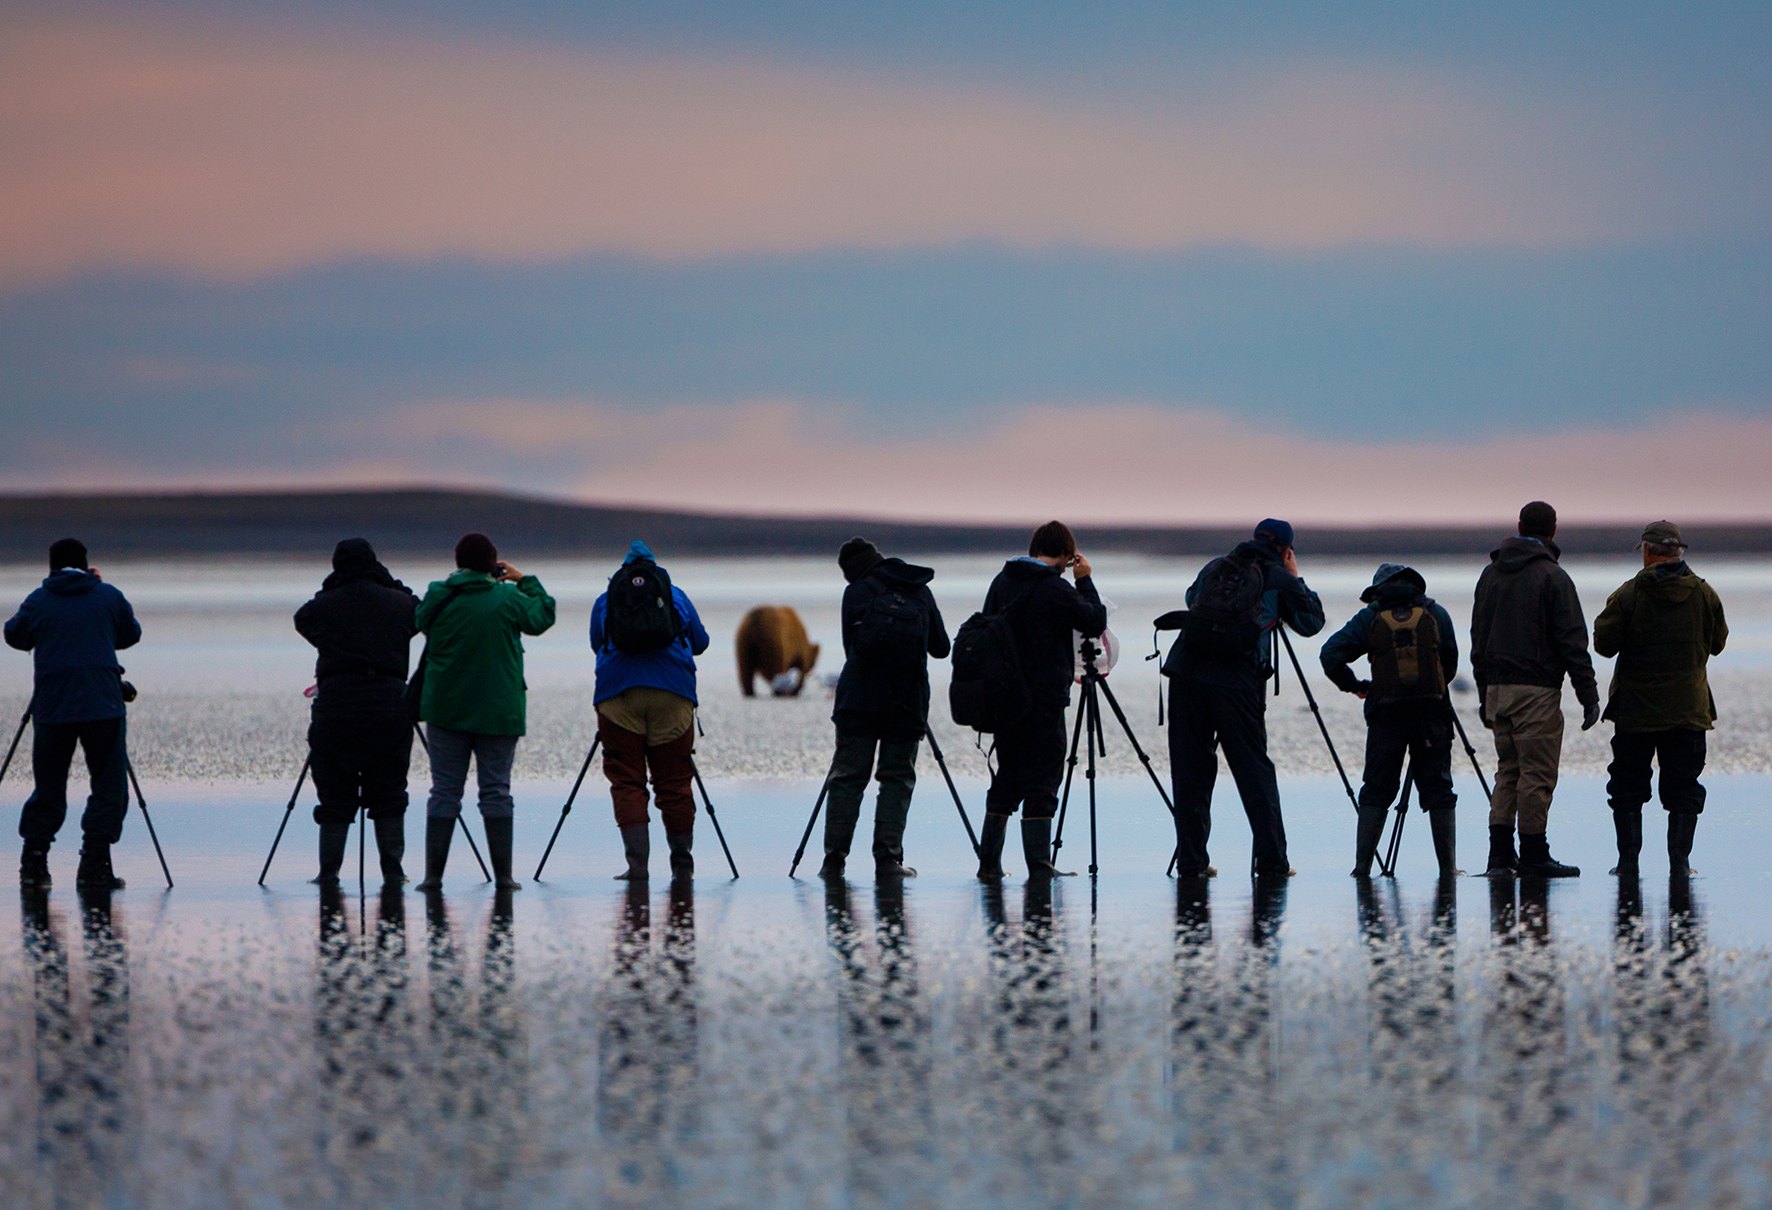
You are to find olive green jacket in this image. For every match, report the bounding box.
[1592,562,1727,732]
[416,570,557,735]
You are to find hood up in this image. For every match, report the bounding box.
[870,557,934,588]
[1360,563,1427,603]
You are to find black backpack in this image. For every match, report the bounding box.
[850,582,931,667]
[1368,603,1447,703]
[604,560,683,654]
[1182,551,1268,662]
[949,584,1034,733]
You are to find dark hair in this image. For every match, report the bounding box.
[48,538,88,571]
[1028,520,1077,560]
[454,532,499,574]
[1518,501,1557,538]
[837,536,884,584]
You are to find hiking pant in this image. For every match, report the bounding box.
[985,711,1066,820]
[424,726,518,819]
[1169,678,1289,876]
[598,699,697,834]
[1485,685,1563,833]
[309,712,412,826]
[1607,729,1706,815]
[18,717,128,846]
[824,729,919,862]
[1359,704,1457,814]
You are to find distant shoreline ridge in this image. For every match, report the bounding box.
[0,488,1768,559]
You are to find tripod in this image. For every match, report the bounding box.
[1375,704,1494,877]
[1051,638,1176,876]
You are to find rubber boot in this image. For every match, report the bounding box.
[19,840,50,889]
[1482,825,1518,878]
[1518,831,1579,878]
[414,816,453,891]
[1668,813,1698,876]
[817,850,845,879]
[614,825,650,881]
[1351,805,1386,878]
[1022,818,1073,879]
[667,831,694,880]
[373,814,406,886]
[976,813,1009,881]
[75,842,126,891]
[485,816,520,890]
[1608,809,1642,877]
[309,822,349,886]
[1428,809,1461,877]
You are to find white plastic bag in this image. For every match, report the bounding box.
[1074,596,1121,681]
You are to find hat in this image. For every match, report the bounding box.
[838,537,885,584]
[1254,519,1294,550]
[332,537,378,574]
[48,537,88,571]
[1638,520,1686,550]
[1360,562,1426,603]
[1518,501,1557,538]
[454,532,499,574]
[623,539,656,565]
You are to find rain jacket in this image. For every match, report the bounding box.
[415,569,556,735]
[1593,560,1728,732]
[980,559,1107,716]
[1178,540,1325,691]
[1320,569,1459,721]
[833,557,952,742]
[294,540,420,717]
[4,569,141,725]
[1470,536,1598,707]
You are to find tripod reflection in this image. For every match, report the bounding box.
[1355,876,1458,1098]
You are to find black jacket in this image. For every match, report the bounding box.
[980,559,1107,717]
[294,548,420,717]
[833,558,951,742]
[1178,540,1325,690]
[1470,536,1598,706]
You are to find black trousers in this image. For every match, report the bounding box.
[1359,704,1457,814]
[1169,678,1289,876]
[1606,729,1706,815]
[309,713,413,826]
[18,716,129,846]
[985,711,1067,820]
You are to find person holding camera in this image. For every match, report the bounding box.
[413,533,556,891]
[294,538,420,887]
[6,539,141,890]
[1167,520,1324,880]
[974,521,1107,880]
[590,540,710,882]
[819,537,951,880]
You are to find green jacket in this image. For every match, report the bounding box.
[416,570,557,735]
[1592,562,1727,732]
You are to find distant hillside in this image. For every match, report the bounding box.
[0,489,1768,560]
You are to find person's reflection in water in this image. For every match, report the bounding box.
[1169,877,1221,1157]
[598,879,699,1204]
[1356,877,1458,1109]
[471,888,527,1198]
[1227,877,1287,1080]
[1483,876,1570,1187]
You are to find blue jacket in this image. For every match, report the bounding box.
[1320,581,1459,720]
[590,585,711,706]
[5,570,142,724]
[1180,541,1325,690]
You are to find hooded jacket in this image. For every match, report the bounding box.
[415,568,557,735]
[1178,540,1326,691]
[590,544,711,707]
[4,569,142,725]
[1319,569,1459,721]
[1470,536,1598,706]
[293,540,420,717]
[1593,560,1727,732]
[980,559,1107,716]
[833,557,952,741]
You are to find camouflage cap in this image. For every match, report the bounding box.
[1637,520,1686,550]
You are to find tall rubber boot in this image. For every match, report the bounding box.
[1482,825,1518,878]
[414,816,454,891]
[1668,813,1698,876]
[615,825,650,881]
[1428,809,1461,877]
[667,831,694,880]
[1351,805,1386,878]
[1518,831,1579,878]
[976,813,1009,881]
[1021,817,1073,879]
[821,809,857,880]
[373,814,407,886]
[485,816,520,890]
[308,822,349,885]
[1608,809,1642,877]
[76,842,126,891]
[19,840,51,889]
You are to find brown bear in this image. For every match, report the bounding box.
[736,605,821,697]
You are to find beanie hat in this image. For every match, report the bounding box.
[623,539,656,565]
[454,532,499,574]
[1254,519,1294,550]
[1519,501,1557,538]
[838,537,885,583]
[332,537,378,574]
[48,538,88,571]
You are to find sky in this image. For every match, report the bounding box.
[3,1,1769,525]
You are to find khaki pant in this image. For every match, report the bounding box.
[1486,684,1564,833]
[596,685,695,745]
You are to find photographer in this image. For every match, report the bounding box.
[293,538,419,887]
[819,537,950,880]
[413,533,556,891]
[6,539,141,890]
[1167,520,1324,880]
[976,521,1106,880]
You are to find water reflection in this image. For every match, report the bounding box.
[1355,877,1457,1097]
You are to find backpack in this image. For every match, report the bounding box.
[1182,551,1268,662]
[1368,604,1446,703]
[604,560,683,654]
[850,583,930,667]
[949,584,1035,733]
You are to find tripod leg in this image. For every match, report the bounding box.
[1087,683,1100,876]
[1094,676,1177,814]
[789,766,835,878]
[125,758,174,889]
[358,805,366,895]
[1279,629,1361,814]
[922,727,980,854]
[458,816,491,881]
[1450,708,1495,802]
[1052,700,1089,857]
[1379,764,1414,878]
[0,702,31,786]
[534,735,601,880]
[259,753,312,885]
[689,757,740,878]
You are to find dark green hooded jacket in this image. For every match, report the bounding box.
[1593,561,1727,732]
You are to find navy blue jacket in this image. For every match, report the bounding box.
[1180,541,1325,690]
[1320,582,1459,721]
[5,570,142,724]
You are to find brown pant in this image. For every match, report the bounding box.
[1486,684,1564,834]
[599,712,697,834]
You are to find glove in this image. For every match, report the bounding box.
[1581,699,1602,731]
[1478,703,1492,730]
[1355,680,1371,700]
